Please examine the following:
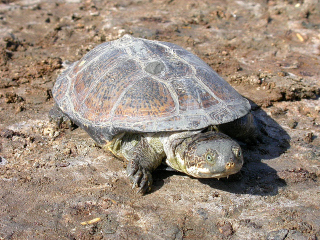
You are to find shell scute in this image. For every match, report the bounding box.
[127,41,160,62]
[89,59,141,122]
[175,50,206,67]
[185,115,209,129]
[171,78,219,111]
[209,107,233,123]
[113,77,176,120]
[147,42,171,57]
[165,59,193,79]
[72,48,125,104]
[195,67,240,102]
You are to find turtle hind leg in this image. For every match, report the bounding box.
[49,104,77,130]
[218,112,263,145]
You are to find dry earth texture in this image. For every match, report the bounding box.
[0,0,320,239]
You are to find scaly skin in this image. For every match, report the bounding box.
[164,131,243,178]
[106,133,165,193]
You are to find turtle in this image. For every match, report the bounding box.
[50,34,258,194]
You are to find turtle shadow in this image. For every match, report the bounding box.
[153,105,290,196]
[152,162,286,196]
[197,163,287,196]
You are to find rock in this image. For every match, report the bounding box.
[287,119,298,129]
[303,132,314,143]
[286,230,308,240]
[4,93,24,103]
[0,156,8,165]
[0,129,15,138]
[3,33,21,51]
[218,221,234,237]
[267,229,289,240]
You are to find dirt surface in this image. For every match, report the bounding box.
[0,0,320,239]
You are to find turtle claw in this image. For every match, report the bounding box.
[127,160,139,177]
[137,169,152,194]
[127,160,153,194]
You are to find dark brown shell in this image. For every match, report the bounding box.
[52,35,251,144]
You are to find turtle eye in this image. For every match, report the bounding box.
[206,151,217,163]
[232,146,241,158]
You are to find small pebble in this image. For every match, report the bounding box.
[303,132,314,143]
[16,105,25,113]
[218,221,233,236]
[90,11,100,16]
[0,156,8,165]
[287,119,298,129]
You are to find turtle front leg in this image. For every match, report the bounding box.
[127,154,154,194]
[108,133,165,194]
[126,137,164,194]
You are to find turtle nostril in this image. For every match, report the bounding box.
[225,162,235,170]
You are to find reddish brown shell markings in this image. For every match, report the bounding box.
[52,35,251,143]
[113,77,176,120]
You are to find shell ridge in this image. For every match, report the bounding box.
[56,62,78,113]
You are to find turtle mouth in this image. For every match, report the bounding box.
[186,161,242,179]
[190,169,240,179]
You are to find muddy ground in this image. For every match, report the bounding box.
[0,0,320,239]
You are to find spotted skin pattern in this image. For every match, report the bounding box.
[181,132,243,178]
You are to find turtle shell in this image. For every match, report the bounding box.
[52,35,251,144]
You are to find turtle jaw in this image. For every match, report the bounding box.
[185,158,243,179]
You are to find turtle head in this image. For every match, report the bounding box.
[174,131,243,178]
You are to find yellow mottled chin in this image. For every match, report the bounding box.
[185,166,217,178]
[187,166,211,175]
[186,166,241,179]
